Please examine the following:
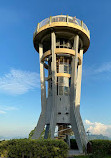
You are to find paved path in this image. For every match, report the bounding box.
[68,150,85,157]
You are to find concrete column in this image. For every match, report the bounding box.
[71,35,79,95]
[74,35,79,88]
[32,112,45,139]
[75,49,88,148]
[32,43,46,139]
[75,49,83,107]
[70,35,84,153]
[39,43,46,113]
[49,31,57,138]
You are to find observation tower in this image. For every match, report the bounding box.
[32,15,90,153]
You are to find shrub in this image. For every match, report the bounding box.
[90,140,111,157]
[74,156,90,158]
[0,139,68,158]
[70,139,111,157]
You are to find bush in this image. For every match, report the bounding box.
[0,139,68,158]
[74,156,90,158]
[90,140,111,157]
[70,139,78,149]
[70,139,111,157]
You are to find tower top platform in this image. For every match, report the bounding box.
[33,15,90,53]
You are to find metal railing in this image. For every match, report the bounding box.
[34,15,90,35]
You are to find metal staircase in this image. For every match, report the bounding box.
[55,124,73,140]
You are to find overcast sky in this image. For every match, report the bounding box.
[0,0,111,139]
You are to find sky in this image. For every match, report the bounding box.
[0,0,111,139]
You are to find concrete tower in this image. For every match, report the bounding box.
[32,15,90,153]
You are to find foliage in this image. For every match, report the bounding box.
[0,139,68,158]
[71,139,111,158]
[74,156,111,158]
[91,139,111,157]
[74,156,90,158]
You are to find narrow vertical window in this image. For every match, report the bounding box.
[59,86,63,95]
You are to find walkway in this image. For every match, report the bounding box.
[68,150,85,157]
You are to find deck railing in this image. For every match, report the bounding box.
[34,15,90,35]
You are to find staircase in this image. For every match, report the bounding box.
[56,124,72,140]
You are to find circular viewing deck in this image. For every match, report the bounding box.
[33,15,90,53]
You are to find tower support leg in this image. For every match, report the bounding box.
[49,31,57,138]
[75,49,88,148]
[32,43,46,139]
[32,112,45,139]
[70,35,85,153]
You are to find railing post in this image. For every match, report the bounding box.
[88,30,90,36]
[81,20,83,27]
[66,15,68,24]
[73,16,76,24]
[49,16,52,25]
[37,23,40,32]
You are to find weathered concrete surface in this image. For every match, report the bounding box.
[68,149,85,157]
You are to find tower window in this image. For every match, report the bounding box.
[64,65,68,73]
[59,86,63,95]
[56,39,60,48]
[69,65,71,74]
[64,86,68,95]
[60,39,63,48]
[60,57,63,64]
[59,77,63,85]
[69,77,71,87]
